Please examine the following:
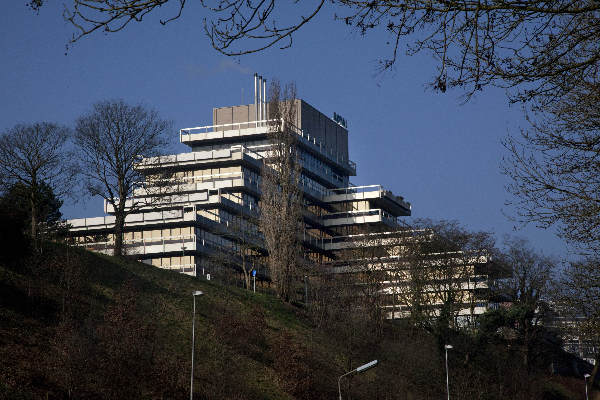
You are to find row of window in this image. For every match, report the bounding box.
[300,174,331,198]
[300,150,347,186]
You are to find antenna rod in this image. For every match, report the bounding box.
[263,78,267,121]
[254,73,258,123]
[258,75,263,121]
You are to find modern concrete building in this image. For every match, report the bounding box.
[68,74,494,322]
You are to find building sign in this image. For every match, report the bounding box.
[333,112,348,129]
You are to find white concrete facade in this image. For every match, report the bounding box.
[68,76,495,322]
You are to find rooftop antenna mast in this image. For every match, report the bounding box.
[254,73,258,125]
[254,73,267,125]
[263,78,267,123]
[258,75,263,122]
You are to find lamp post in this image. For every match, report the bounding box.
[337,360,378,400]
[444,345,453,400]
[190,290,203,400]
[584,373,591,400]
[181,245,187,274]
[304,275,308,303]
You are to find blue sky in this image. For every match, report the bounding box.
[0,2,570,258]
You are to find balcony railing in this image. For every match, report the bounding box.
[161,263,196,275]
[138,144,264,169]
[158,171,261,189]
[322,208,398,222]
[180,119,271,137]
[69,209,186,230]
[117,174,262,212]
[301,230,325,248]
[326,185,411,210]
[78,234,196,255]
[179,119,356,173]
[328,184,384,195]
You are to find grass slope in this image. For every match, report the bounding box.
[0,244,367,399]
[0,243,590,399]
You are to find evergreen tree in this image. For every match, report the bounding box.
[0,181,63,236]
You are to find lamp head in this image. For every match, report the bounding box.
[355,360,378,373]
[193,290,203,296]
[584,373,591,378]
[445,344,453,350]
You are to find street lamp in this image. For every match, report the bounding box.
[338,359,378,400]
[190,290,203,400]
[444,345,453,400]
[584,373,591,400]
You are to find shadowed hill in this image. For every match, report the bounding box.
[0,244,373,399]
[0,243,591,399]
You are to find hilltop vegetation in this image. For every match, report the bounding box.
[0,242,591,399]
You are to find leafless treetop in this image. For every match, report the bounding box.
[0,122,75,198]
[60,0,600,101]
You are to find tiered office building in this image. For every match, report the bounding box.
[68,75,493,321]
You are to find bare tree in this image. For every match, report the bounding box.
[259,80,303,302]
[494,236,557,368]
[342,227,429,332]
[344,229,392,336]
[0,123,75,243]
[397,219,496,332]
[206,208,263,289]
[503,80,600,255]
[554,258,600,386]
[74,100,172,256]
[233,211,263,290]
[327,220,494,334]
[496,237,555,312]
[56,0,599,102]
[389,227,440,328]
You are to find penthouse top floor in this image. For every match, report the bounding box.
[180,98,356,176]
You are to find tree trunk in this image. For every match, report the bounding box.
[30,191,37,237]
[29,186,38,250]
[114,212,125,257]
[242,252,251,290]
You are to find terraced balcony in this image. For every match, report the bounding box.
[321,209,400,228]
[78,234,197,256]
[179,120,356,176]
[158,263,197,276]
[69,209,193,232]
[104,174,261,213]
[323,185,411,217]
[137,145,262,171]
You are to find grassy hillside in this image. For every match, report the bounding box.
[0,243,591,399]
[0,244,381,399]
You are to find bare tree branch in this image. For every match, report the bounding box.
[74,99,173,256]
[0,123,76,242]
[502,80,600,255]
[259,80,304,302]
[56,0,600,102]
